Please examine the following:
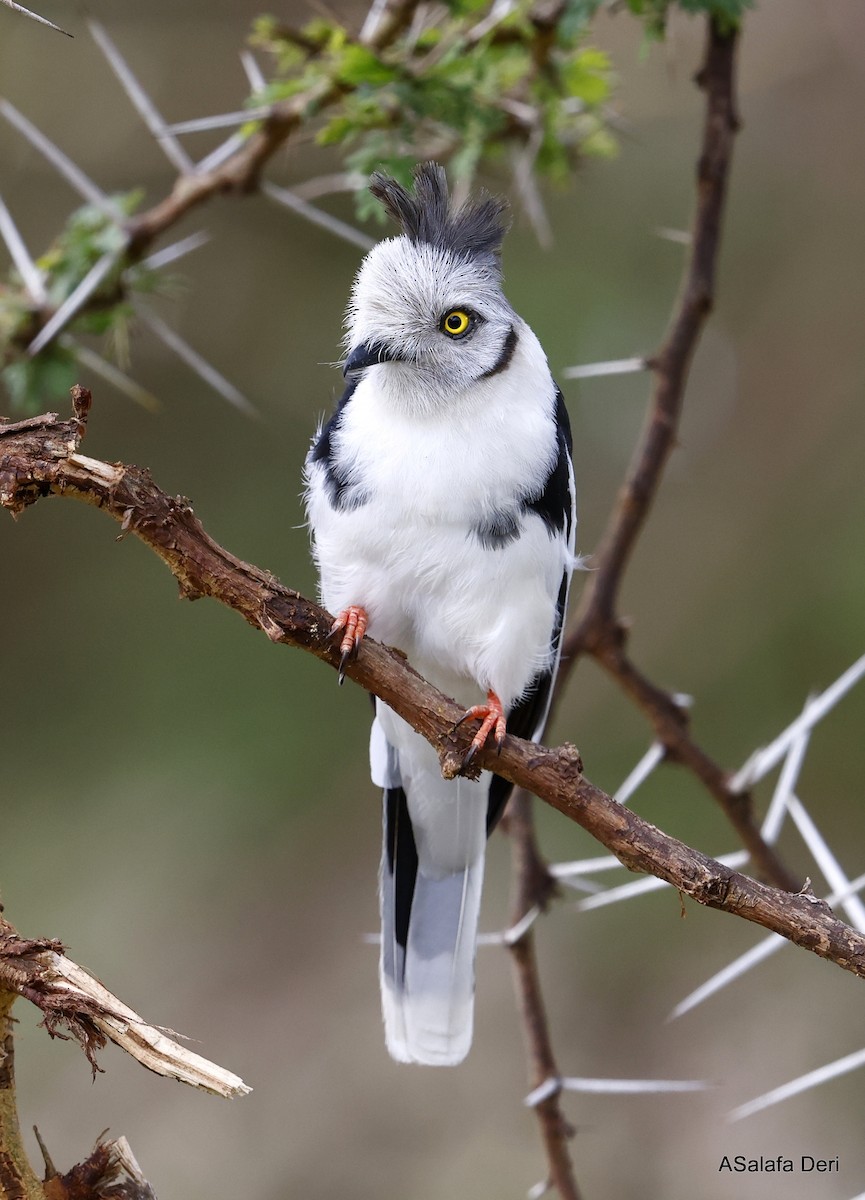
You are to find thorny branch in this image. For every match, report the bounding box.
[0,13,828,1199]
[551,19,799,892]
[3,2,787,892]
[506,791,581,1200]
[502,21,782,1193]
[2,393,863,986]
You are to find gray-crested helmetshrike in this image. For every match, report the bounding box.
[305,162,576,1065]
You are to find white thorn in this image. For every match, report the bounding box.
[548,855,624,878]
[239,50,267,94]
[0,0,71,36]
[573,851,751,913]
[786,793,865,933]
[614,741,665,805]
[63,338,160,411]
[550,875,605,895]
[359,0,389,43]
[560,1076,711,1095]
[88,19,194,175]
[291,172,368,201]
[511,130,552,250]
[670,933,784,1021]
[653,226,692,245]
[262,181,375,252]
[0,191,46,301]
[195,132,246,175]
[730,653,865,792]
[728,1048,865,1122]
[524,1077,562,1107]
[28,246,125,356]
[161,108,271,136]
[0,99,121,219]
[758,723,811,844]
[135,305,257,417]
[468,0,517,41]
[477,905,542,946]
[670,869,865,1020]
[562,356,648,380]
[140,231,210,272]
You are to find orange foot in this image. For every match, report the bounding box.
[330,604,368,685]
[453,689,507,767]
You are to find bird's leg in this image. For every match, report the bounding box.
[453,689,507,766]
[330,604,368,684]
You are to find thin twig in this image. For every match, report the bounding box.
[551,20,799,890]
[507,790,581,1200]
[122,0,427,257]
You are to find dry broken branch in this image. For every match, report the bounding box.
[2,991,161,1200]
[0,908,247,1197]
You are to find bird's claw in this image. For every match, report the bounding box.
[330,605,368,685]
[452,690,507,767]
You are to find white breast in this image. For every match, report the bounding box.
[306,327,568,708]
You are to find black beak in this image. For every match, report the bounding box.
[343,341,399,376]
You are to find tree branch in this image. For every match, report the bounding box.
[506,791,581,1200]
[2,392,864,985]
[0,992,44,1200]
[550,19,799,890]
[121,0,419,258]
[124,81,342,257]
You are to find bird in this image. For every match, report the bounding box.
[305,162,576,1066]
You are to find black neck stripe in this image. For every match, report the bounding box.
[479,325,518,380]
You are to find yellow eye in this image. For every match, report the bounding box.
[441,309,472,338]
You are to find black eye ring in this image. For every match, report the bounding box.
[440,309,475,339]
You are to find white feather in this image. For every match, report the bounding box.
[377,708,487,1065]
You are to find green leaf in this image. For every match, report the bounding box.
[678,0,753,31]
[562,46,613,105]
[626,0,751,38]
[334,44,396,86]
[558,0,606,45]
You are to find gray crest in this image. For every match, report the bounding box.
[369,162,509,263]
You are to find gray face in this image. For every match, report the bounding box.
[344,236,517,411]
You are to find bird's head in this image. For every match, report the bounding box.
[343,163,517,413]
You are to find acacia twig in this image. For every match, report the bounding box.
[125,0,427,258]
[550,18,798,892]
[507,790,581,1200]
[1,393,863,984]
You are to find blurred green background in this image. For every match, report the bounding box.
[2,2,865,1197]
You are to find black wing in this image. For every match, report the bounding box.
[308,375,366,510]
[487,387,575,833]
